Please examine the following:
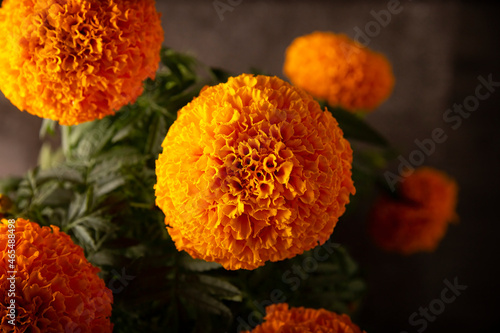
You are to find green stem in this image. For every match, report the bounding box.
[61,125,71,157]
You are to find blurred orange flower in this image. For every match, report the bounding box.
[370,167,459,254]
[243,303,365,333]
[155,74,355,270]
[284,31,394,112]
[0,218,113,332]
[0,0,164,125]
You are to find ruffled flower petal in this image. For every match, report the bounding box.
[370,167,459,254]
[155,74,355,270]
[0,218,113,332]
[242,303,366,333]
[0,0,164,125]
[284,31,394,112]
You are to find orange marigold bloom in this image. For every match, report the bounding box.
[0,218,113,332]
[370,167,459,254]
[243,303,366,333]
[0,0,164,125]
[283,31,394,112]
[155,74,355,270]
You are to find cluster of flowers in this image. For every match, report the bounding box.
[0,0,458,331]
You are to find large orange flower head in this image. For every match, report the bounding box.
[370,167,459,254]
[243,303,366,333]
[0,0,164,125]
[284,31,394,113]
[0,218,113,332]
[155,74,355,270]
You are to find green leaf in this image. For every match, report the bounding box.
[88,152,145,184]
[111,112,143,143]
[209,67,232,83]
[182,289,233,319]
[67,215,112,232]
[145,113,167,155]
[39,119,57,139]
[32,181,60,206]
[0,177,22,194]
[94,177,126,197]
[180,255,223,272]
[37,166,85,184]
[72,225,97,251]
[38,143,65,170]
[327,105,389,146]
[88,250,124,267]
[197,275,242,301]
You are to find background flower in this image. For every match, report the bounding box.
[0,0,164,125]
[155,74,355,270]
[0,218,113,332]
[283,31,394,113]
[370,167,458,254]
[242,303,365,333]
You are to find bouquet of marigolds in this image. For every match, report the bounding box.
[0,1,459,332]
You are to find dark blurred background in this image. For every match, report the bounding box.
[1,1,499,332]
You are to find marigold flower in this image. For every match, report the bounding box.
[0,0,164,125]
[155,74,355,270]
[0,218,113,332]
[283,31,394,112]
[370,167,459,254]
[243,303,366,333]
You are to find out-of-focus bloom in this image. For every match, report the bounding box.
[370,167,459,254]
[155,74,355,270]
[242,303,366,333]
[283,31,394,112]
[0,218,113,332]
[0,0,164,125]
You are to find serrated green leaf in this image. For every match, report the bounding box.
[94,177,126,197]
[111,121,139,143]
[197,275,242,301]
[88,154,145,183]
[32,182,60,205]
[37,188,73,206]
[69,215,112,232]
[88,250,122,267]
[68,118,116,159]
[66,189,97,223]
[180,255,223,272]
[37,167,85,184]
[182,289,232,319]
[94,147,142,162]
[72,225,97,250]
